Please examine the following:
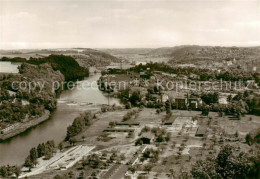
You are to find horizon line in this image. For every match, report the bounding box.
[1,44,260,51]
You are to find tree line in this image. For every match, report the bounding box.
[66,112,93,140]
[24,140,56,169]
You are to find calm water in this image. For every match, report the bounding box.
[0,73,120,165]
[0,62,20,73]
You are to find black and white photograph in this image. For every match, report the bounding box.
[0,0,260,178]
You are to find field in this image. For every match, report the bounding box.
[28,108,259,178]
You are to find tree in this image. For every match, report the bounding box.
[78,171,84,179]
[67,171,74,179]
[58,142,63,151]
[233,92,243,101]
[128,166,136,174]
[91,172,96,177]
[53,174,62,179]
[165,133,171,142]
[37,144,43,158]
[216,145,233,178]
[0,166,8,178]
[235,131,239,138]
[245,133,253,146]
[191,145,259,179]
[201,92,219,105]
[144,164,152,173]
[69,138,77,146]
[109,121,116,128]
[135,138,143,146]
[129,91,141,106]
[169,169,176,178]
[24,156,33,168]
[243,90,249,98]
[165,100,171,114]
[120,154,126,161]
[13,166,21,178]
[201,105,210,116]
[44,140,55,159]
[227,95,232,103]
[156,135,164,143]
[82,154,103,169]
[29,147,38,166]
[0,165,21,178]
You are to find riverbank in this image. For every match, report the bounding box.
[0,73,121,165]
[0,110,50,142]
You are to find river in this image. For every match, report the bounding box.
[0,61,20,73]
[0,73,120,165]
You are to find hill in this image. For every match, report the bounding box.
[98,48,168,63]
[0,48,121,68]
[146,45,260,64]
[26,55,89,81]
[71,48,121,68]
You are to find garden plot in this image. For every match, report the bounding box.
[166,116,198,136]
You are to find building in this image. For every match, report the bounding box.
[163,91,201,109]
[164,91,187,109]
[164,116,177,125]
[188,98,199,109]
[175,97,187,109]
[103,128,135,133]
[195,126,207,137]
[161,94,169,103]
[116,122,140,126]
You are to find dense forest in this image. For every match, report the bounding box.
[26,55,89,81]
[1,55,89,81]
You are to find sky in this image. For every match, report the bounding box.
[0,0,260,49]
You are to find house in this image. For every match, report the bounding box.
[195,126,207,137]
[164,116,177,125]
[164,91,188,109]
[175,97,187,109]
[218,96,228,105]
[161,93,169,103]
[188,98,199,109]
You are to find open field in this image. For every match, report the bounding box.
[26,108,259,178]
